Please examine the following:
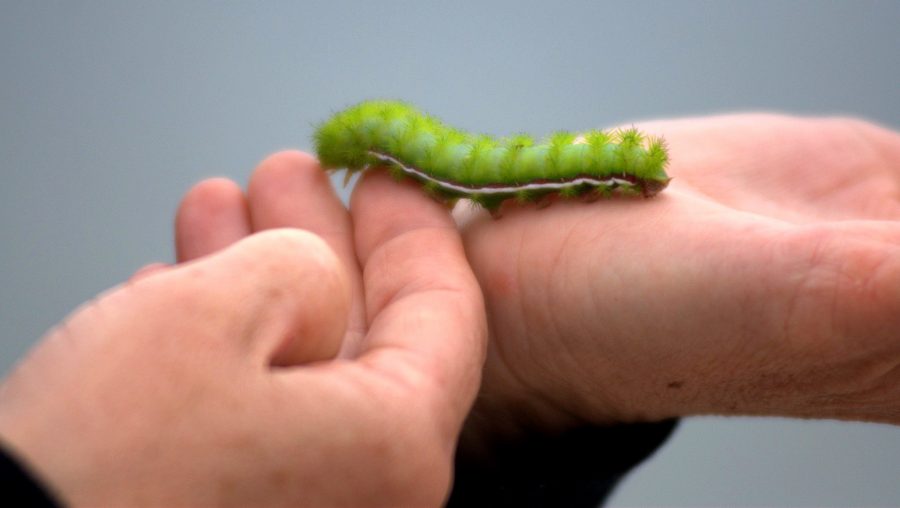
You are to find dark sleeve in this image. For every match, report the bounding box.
[447,419,678,508]
[0,443,62,508]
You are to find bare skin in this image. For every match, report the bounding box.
[454,114,900,435]
[0,158,486,507]
[1,114,898,505]
[170,115,900,443]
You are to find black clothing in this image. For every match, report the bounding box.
[1,419,677,507]
[448,419,678,507]
[0,444,60,507]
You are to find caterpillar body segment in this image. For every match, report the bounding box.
[314,100,670,213]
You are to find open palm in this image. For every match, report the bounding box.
[456,114,900,432]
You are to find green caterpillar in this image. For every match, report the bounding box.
[314,100,670,214]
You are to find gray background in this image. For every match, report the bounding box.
[2,1,899,505]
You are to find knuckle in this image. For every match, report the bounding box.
[249,229,338,273]
[234,230,347,306]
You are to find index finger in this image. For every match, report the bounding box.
[350,170,487,426]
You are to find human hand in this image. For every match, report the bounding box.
[454,115,900,437]
[0,152,486,507]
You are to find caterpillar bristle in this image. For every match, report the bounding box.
[647,136,669,166]
[313,100,670,218]
[549,131,576,145]
[479,194,507,212]
[422,180,441,196]
[468,192,485,206]
[504,133,535,149]
[515,189,534,204]
[386,164,405,181]
[617,127,645,147]
[558,185,580,199]
[583,129,611,147]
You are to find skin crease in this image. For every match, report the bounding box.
[0,158,487,507]
[454,114,900,436]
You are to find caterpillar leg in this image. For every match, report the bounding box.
[342,170,354,188]
[582,192,601,203]
[535,196,554,209]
